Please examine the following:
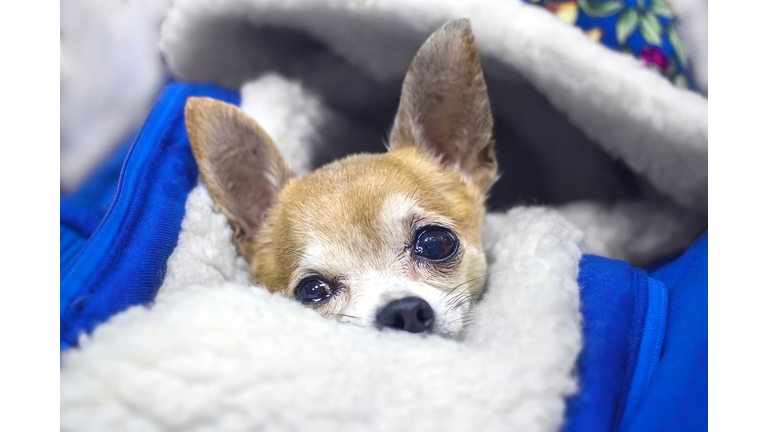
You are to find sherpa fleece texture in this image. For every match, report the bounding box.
[61,184,584,432]
[160,0,708,214]
[155,0,707,264]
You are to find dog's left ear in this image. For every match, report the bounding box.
[389,18,497,193]
[185,97,297,258]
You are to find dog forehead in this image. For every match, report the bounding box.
[280,149,478,222]
[257,148,485,289]
[294,192,416,276]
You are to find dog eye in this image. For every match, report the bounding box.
[413,227,458,261]
[295,278,334,305]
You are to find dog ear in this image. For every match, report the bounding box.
[185,97,296,258]
[389,19,497,193]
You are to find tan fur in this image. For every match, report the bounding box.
[255,146,487,292]
[184,18,498,337]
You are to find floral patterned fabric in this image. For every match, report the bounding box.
[523,0,695,90]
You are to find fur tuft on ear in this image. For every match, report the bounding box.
[389,19,497,193]
[185,97,296,258]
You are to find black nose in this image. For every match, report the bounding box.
[376,296,434,333]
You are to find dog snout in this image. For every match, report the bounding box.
[376,296,434,333]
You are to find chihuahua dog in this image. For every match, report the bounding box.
[184,19,497,338]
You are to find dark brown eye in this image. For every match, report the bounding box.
[295,279,334,305]
[413,227,458,261]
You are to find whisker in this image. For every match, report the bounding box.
[441,272,500,302]
[449,314,477,328]
[447,294,468,309]
[445,282,481,306]
[446,292,470,308]
[330,313,361,320]
[454,317,475,326]
[451,296,474,312]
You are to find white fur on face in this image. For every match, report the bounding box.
[290,193,479,338]
[339,272,473,338]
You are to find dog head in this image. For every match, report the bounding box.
[185,19,497,338]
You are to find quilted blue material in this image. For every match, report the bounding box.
[59,82,707,430]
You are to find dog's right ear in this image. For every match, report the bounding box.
[389,19,497,193]
[185,97,296,258]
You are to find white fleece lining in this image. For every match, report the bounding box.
[160,0,707,213]
[61,185,584,432]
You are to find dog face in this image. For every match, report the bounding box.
[185,19,497,338]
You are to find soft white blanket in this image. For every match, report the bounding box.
[160,0,708,215]
[62,185,584,432]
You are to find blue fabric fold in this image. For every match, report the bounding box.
[565,231,707,432]
[60,82,240,351]
[60,135,133,272]
[620,276,669,430]
[563,255,651,432]
[627,232,708,432]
